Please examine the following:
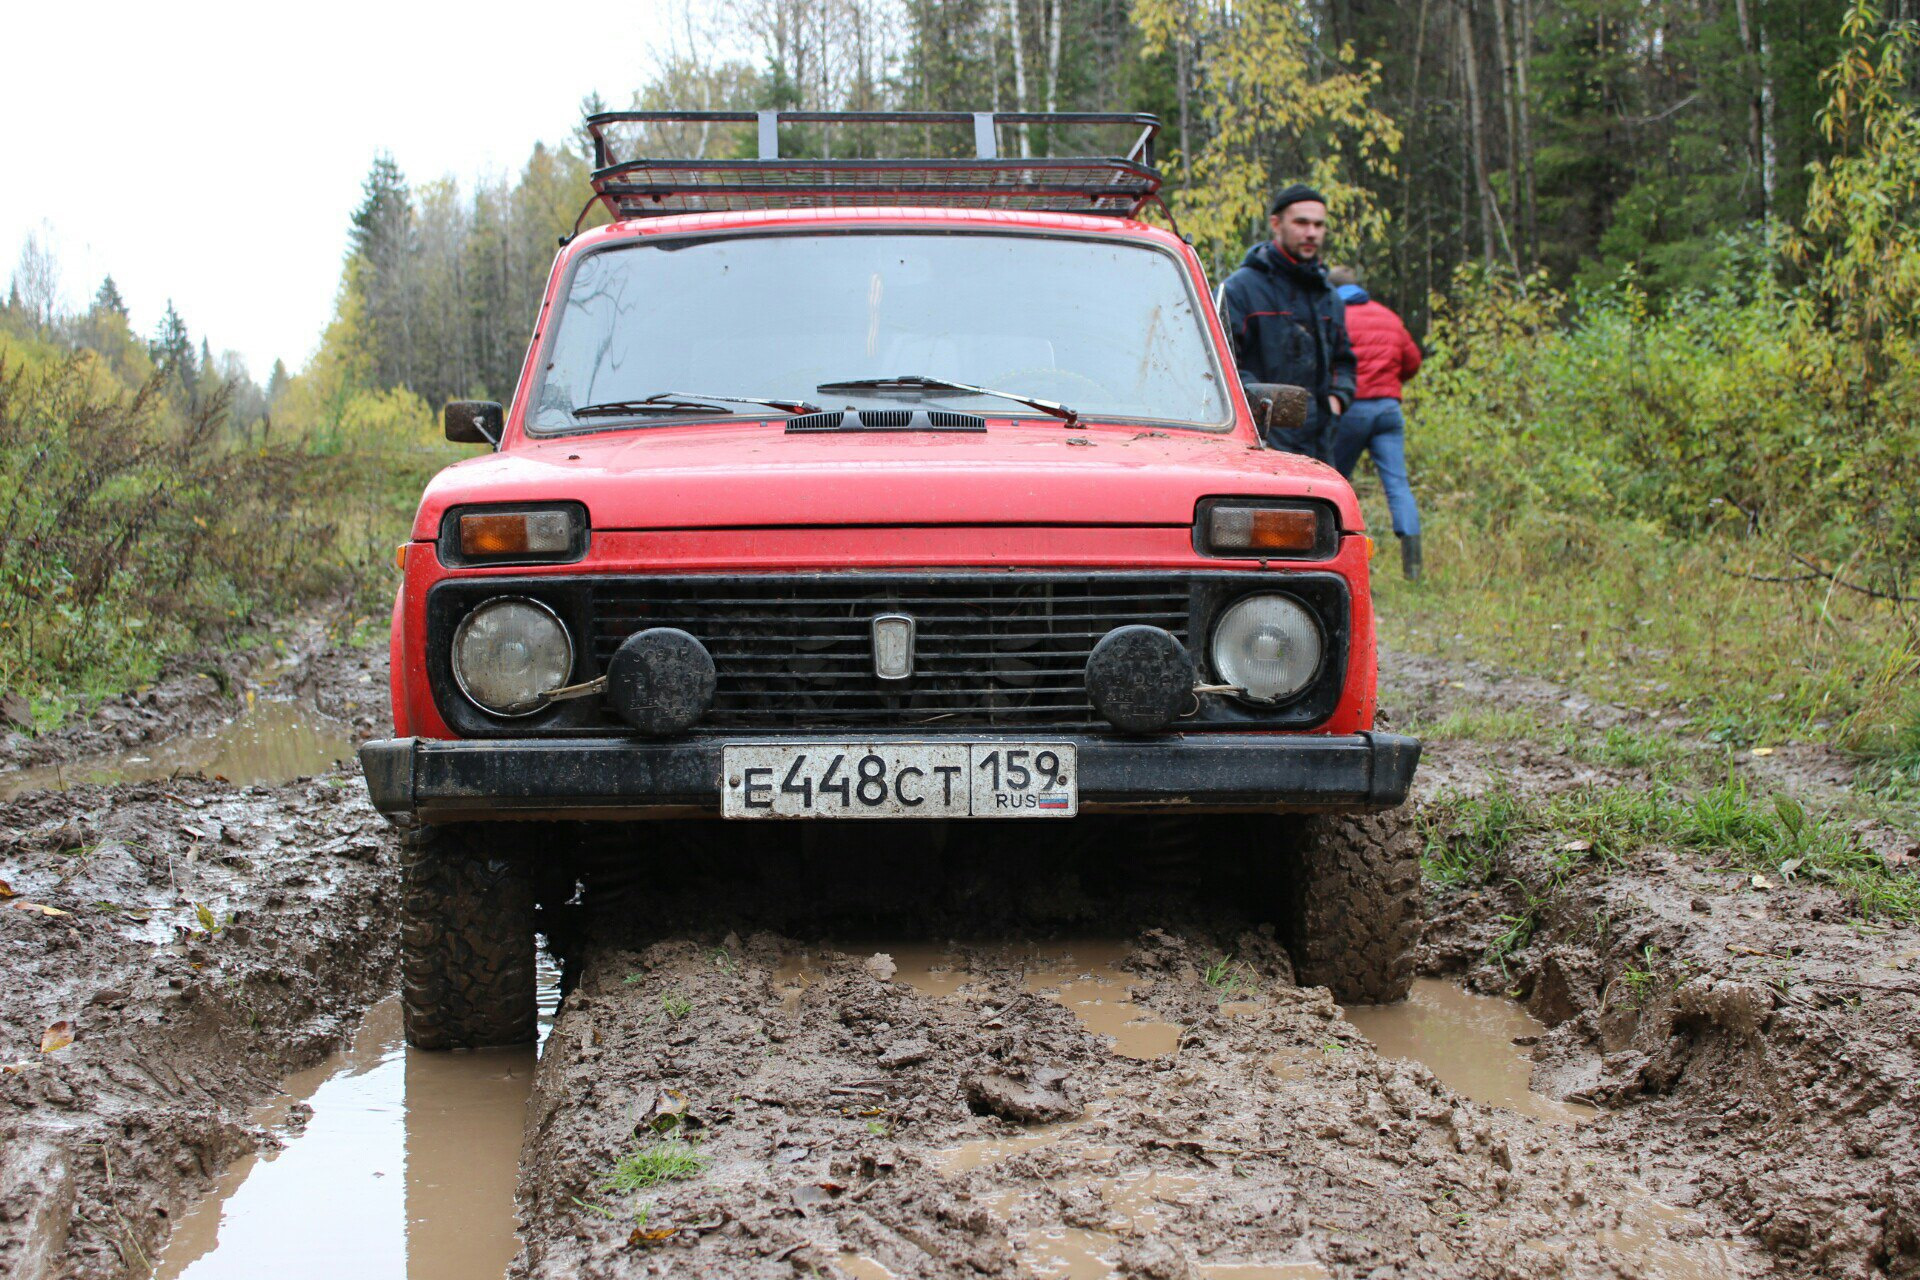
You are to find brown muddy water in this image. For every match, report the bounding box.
[1342,977,1596,1125]
[0,696,354,799]
[150,951,561,1279]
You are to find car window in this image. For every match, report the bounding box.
[528,232,1231,431]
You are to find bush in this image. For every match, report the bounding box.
[0,336,445,711]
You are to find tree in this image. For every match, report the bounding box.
[1134,0,1402,273]
[350,152,422,393]
[266,358,291,407]
[10,230,61,327]
[150,300,197,391]
[1792,0,1920,384]
[92,276,128,318]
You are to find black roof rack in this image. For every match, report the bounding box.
[583,110,1163,221]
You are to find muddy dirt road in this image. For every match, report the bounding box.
[3,627,1917,1279]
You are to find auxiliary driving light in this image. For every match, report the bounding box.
[450,598,574,717]
[1084,625,1194,734]
[1209,594,1322,703]
[605,628,717,736]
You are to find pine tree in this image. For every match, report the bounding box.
[574,92,609,162]
[150,300,198,392]
[266,358,290,406]
[350,153,413,261]
[349,152,421,392]
[92,275,128,318]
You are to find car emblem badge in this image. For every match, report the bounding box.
[871,614,915,681]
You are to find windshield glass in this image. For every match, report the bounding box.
[528,232,1230,432]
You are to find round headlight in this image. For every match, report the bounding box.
[1210,594,1322,703]
[451,598,574,716]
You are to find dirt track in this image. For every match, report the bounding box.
[2,630,1917,1279]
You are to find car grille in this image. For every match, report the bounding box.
[589,575,1192,729]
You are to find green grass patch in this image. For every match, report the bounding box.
[604,1139,708,1193]
[1202,956,1254,999]
[1558,724,1691,773]
[1412,705,1547,742]
[1423,774,1920,923]
[1419,782,1529,885]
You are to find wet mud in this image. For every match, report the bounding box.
[4,625,1918,1279]
[0,604,387,774]
[0,627,397,1280]
[513,828,1768,1279]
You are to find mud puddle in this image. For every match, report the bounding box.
[0,696,353,800]
[1342,977,1595,1125]
[153,951,560,1280]
[520,921,1772,1278]
[788,940,1186,1061]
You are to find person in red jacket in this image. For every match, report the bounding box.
[1329,267,1424,580]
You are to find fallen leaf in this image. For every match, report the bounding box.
[0,878,14,898]
[1560,839,1593,854]
[1750,746,1775,757]
[40,1021,74,1053]
[12,901,72,917]
[627,1226,677,1247]
[1750,874,1774,891]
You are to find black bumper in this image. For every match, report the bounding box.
[359,732,1421,821]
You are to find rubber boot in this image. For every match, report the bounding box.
[1400,534,1423,582]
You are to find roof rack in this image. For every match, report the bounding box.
[582,110,1163,221]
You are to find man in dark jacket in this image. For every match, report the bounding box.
[1217,184,1357,459]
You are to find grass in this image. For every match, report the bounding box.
[1419,782,1529,885]
[1559,724,1690,773]
[1202,955,1254,999]
[1360,485,1920,767]
[1620,945,1660,1008]
[604,1139,708,1193]
[1423,773,1920,925]
[1413,705,1547,742]
[660,992,693,1020]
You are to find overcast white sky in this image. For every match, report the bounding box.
[2,0,681,379]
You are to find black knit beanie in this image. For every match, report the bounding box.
[1269,184,1327,216]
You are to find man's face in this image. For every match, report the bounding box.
[1269,201,1328,260]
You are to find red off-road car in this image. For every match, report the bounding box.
[360,111,1421,1049]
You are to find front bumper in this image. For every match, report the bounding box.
[358,731,1421,821]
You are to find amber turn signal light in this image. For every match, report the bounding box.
[1207,505,1321,554]
[459,510,575,558]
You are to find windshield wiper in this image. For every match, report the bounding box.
[815,374,1079,427]
[572,390,821,419]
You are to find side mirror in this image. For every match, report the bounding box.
[1244,383,1310,436]
[445,401,504,446]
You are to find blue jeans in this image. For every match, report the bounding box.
[1332,399,1421,537]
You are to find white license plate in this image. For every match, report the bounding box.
[721,742,1077,819]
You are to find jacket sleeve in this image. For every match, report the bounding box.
[1398,317,1424,384]
[1327,296,1358,406]
[1217,276,1262,389]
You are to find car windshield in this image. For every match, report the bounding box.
[528,232,1230,432]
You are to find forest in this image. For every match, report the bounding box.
[3,0,1917,779]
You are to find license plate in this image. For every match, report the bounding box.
[721,743,1077,819]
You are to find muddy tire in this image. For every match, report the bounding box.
[399,823,537,1049]
[1269,810,1421,1004]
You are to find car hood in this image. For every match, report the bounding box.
[411,420,1361,538]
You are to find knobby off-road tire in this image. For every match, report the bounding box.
[399,823,537,1049]
[1270,810,1422,1004]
